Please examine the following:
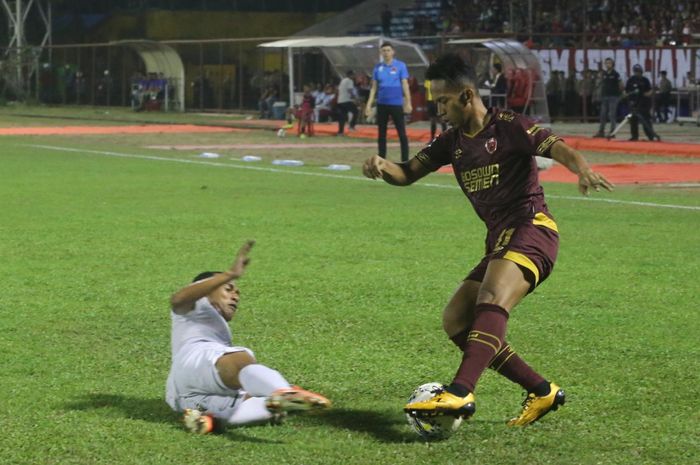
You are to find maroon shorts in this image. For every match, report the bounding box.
[465,213,559,291]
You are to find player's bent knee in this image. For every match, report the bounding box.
[215,351,257,390]
[216,351,256,372]
[442,304,474,336]
[475,287,498,305]
[442,315,459,336]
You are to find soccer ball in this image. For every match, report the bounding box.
[405,382,463,440]
[276,128,286,137]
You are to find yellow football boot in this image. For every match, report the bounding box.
[404,391,476,419]
[507,382,565,426]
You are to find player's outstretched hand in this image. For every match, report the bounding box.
[362,155,386,179]
[228,240,255,278]
[578,169,614,196]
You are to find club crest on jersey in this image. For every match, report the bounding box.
[454,148,463,159]
[485,137,498,154]
[497,111,515,121]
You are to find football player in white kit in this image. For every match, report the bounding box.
[166,240,330,433]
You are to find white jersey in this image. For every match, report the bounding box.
[166,297,252,414]
[170,297,232,359]
[338,77,356,104]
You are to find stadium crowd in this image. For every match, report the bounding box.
[254,64,681,128]
[32,54,688,124]
[437,0,699,47]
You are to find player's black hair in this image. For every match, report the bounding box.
[493,63,502,73]
[380,42,394,49]
[346,69,355,76]
[425,53,478,91]
[192,271,222,282]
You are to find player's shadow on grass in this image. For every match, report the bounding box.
[302,408,429,443]
[65,393,280,444]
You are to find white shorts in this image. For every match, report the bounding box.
[166,341,254,419]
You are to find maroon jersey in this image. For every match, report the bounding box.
[415,108,561,232]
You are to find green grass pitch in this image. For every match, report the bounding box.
[0,115,698,465]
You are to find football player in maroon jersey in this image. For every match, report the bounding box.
[362,53,613,426]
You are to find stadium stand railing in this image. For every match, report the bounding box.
[294,0,418,37]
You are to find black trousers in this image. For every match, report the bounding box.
[629,104,657,140]
[337,101,358,133]
[656,93,671,122]
[376,104,409,162]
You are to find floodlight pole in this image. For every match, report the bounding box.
[37,0,52,61]
[288,46,294,107]
[1,0,27,90]
[1,0,52,97]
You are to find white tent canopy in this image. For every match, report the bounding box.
[448,38,550,123]
[114,40,185,111]
[259,36,428,106]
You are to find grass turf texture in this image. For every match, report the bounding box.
[1,122,698,465]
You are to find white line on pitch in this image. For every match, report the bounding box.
[26,144,700,212]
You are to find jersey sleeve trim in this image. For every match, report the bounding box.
[536,134,561,156]
[415,151,441,171]
[496,110,516,121]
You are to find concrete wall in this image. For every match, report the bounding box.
[88,10,335,42]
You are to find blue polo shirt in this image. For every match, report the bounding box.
[373,59,409,106]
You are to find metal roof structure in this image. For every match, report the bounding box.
[448,38,550,123]
[259,36,428,106]
[114,40,185,111]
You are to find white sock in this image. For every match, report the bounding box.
[238,364,290,397]
[226,397,274,426]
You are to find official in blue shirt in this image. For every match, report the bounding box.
[365,42,412,162]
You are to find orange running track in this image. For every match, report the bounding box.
[538,163,700,184]
[0,124,248,136]
[292,123,700,184]
[289,122,700,158]
[3,122,697,185]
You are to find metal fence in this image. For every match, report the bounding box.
[1,37,335,113]
[2,34,699,123]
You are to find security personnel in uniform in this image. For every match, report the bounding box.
[624,64,660,141]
